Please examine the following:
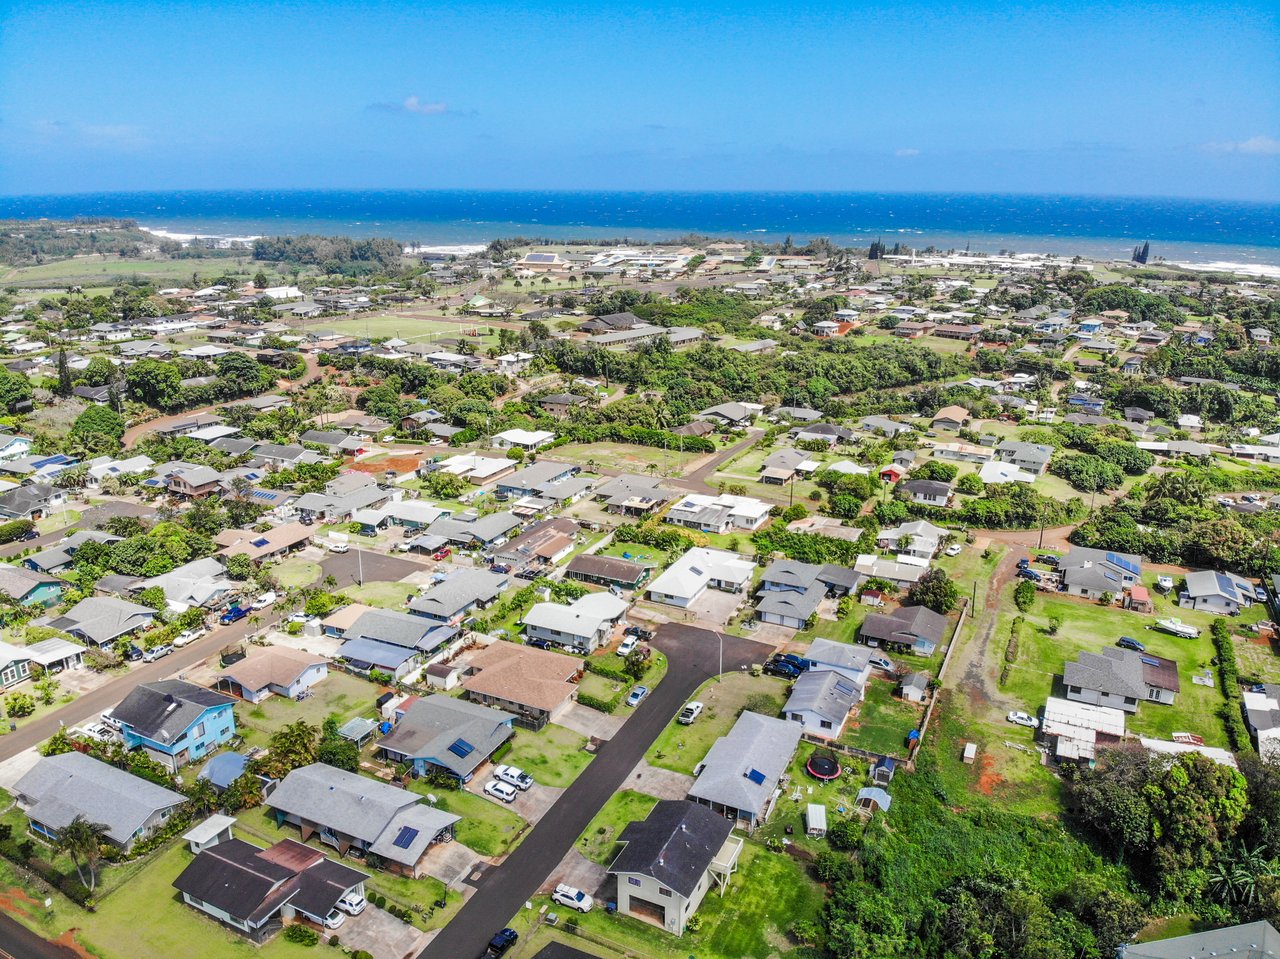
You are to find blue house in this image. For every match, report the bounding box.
[111,680,237,773]
[1066,393,1104,414]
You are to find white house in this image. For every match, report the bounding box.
[1063,648,1181,714]
[491,429,555,451]
[665,493,770,534]
[783,669,860,739]
[522,592,629,653]
[646,547,754,608]
[877,520,946,561]
[1179,570,1255,616]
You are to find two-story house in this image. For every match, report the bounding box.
[112,680,237,772]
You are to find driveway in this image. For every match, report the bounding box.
[556,703,625,741]
[543,849,609,898]
[421,839,483,888]
[624,759,695,800]
[337,905,430,959]
[418,623,772,959]
[321,549,426,587]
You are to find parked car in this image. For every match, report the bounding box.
[1016,568,1042,582]
[322,908,345,930]
[525,637,556,651]
[516,569,541,581]
[493,764,534,791]
[16,529,38,542]
[869,655,894,672]
[944,543,963,557]
[99,710,121,731]
[624,625,654,639]
[1016,557,1030,569]
[174,628,205,648]
[779,653,815,672]
[484,780,518,803]
[625,685,649,707]
[1117,636,1146,652]
[551,883,594,913]
[1256,584,1269,602]
[763,659,801,679]
[487,928,518,956]
[76,722,116,743]
[219,605,249,625]
[490,564,512,574]
[288,612,310,625]
[1007,710,1039,729]
[142,643,173,663]
[677,701,704,725]
[336,892,367,916]
[328,542,350,553]
[123,644,143,662]
[617,636,638,657]
[251,591,277,610]
[432,548,452,561]
[1035,554,1060,567]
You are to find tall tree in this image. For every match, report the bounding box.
[55,348,73,397]
[55,815,109,891]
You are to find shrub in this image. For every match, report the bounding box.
[283,924,319,946]
[827,817,861,850]
[1013,579,1036,612]
[577,691,621,714]
[1211,618,1254,752]
[584,658,629,683]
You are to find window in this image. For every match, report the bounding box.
[1123,697,1137,706]
[820,720,833,730]
[192,722,206,739]
[1067,686,1082,695]
[1147,688,1162,701]
[658,887,671,897]
[628,877,641,887]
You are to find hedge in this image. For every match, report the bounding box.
[1210,617,1255,753]
[583,658,630,683]
[577,691,622,714]
[0,519,34,545]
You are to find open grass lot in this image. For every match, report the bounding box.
[233,807,461,926]
[319,313,501,348]
[547,442,691,476]
[598,539,671,570]
[501,722,594,788]
[236,669,377,749]
[997,583,1251,747]
[646,672,789,775]
[36,509,80,534]
[272,557,322,589]
[0,841,322,959]
[404,779,528,857]
[1235,631,1280,683]
[0,255,252,287]
[341,579,418,609]
[575,789,659,865]
[512,841,823,959]
[840,676,925,756]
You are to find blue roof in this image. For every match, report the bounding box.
[337,638,418,670]
[197,751,248,789]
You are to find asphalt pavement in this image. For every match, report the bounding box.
[0,606,285,764]
[320,548,426,588]
[419,623,771,959]
[0,912,78,959]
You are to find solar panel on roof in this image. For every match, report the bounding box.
[251,538,270,548]
[1105,551,1140,575]
[745,768,766,785]
[834,680,856,696]
[1140,656,1161,667]
[391,826,419,849]
[447,738,474,758]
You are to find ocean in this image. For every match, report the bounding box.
[1,189,1278,272]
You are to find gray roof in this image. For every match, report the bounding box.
[687,711,801,817]
[425,512,522,546]
[698,402,753,423]
[1184,569,1251,604]
[901,479,952,498]
[347,608,440,650]
[111,680,235,744]
[784,669,860,725]
[376,696,514,777]
[859,605,947,648]
[408,568,509,619]
[609,799,734,900]
[268,763,459,864]
[0,565,61,599]
[14,752,185,845]
[1121,921,1280,959]
[0,483,60,517]
[807,638,883,676]
[595,474,669,508]
[1062,647,1147,699]
[773,406,822,421]
[538,393,589,407]
[995,441,1053,467]
[45,596,155,644]
[498,460,578,492]
[760,559,825,589]
[756,583,825,621]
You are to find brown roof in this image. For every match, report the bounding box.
[565,553,648,584]
[462,642,581,712]
[321,603,374,633]
[219,646,327,693]
[215,522,313,561]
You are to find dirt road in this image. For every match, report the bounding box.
[949,549,1021,718]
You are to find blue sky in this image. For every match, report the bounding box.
[1,0,1277,199]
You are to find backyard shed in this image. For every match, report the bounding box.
[805,803,827,838]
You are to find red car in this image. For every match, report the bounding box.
[432,548,452,560]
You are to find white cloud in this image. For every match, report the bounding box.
[895,147,921,158]
[1203,134,1280,155]
[368,95,451,117]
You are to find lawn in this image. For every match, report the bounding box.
[574,789,659,865]
[597,540,670,570]
[319,314,485,343]
[36,509,80,534]
[271,558,322,589]
[840,676,925,756]
[0,840,323,959]
[547,442,689,476]
[404,780,529,857]
[1236,631,1280,684]
[0,255,251,287]
[513,841,823,959]
[501,723,594,788]
[646,672,789,775]
[341,580,419,609]
[998,585,1236,747]
[235,670,377,749]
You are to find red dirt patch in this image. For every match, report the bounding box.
[976,754,1004,795]
[0,885,41,917]
[345,454,422,476]
[53,929,96,959]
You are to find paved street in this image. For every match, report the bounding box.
[419,623,771,959]
[0,912,78,959]
[0,607,285,764]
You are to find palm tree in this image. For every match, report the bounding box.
[55,815,109,891]
[183,778,220,818]
[1147,471,1206,506]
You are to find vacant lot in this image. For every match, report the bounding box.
[1,255,251,287]
[235,669,376,748]
[1236,631,1280,683]
[342,579,419,609]
[502,723,595,788]
[646,672,789,775]
[549,442,688,476]
[272,557,322,589]
[575,789,658,865]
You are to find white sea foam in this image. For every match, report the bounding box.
[141,225,261,246]
[1166,260,1280,279]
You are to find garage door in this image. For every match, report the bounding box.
[627,896,666,928]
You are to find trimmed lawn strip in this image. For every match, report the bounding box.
[404,780,528,857]
[575,789,658,865]
[341,579,419,609]
[501,723,595,788]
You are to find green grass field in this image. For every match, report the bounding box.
[548,442,688,475]
[405,780,528,857]
[841,676,926,756]
[575,789,659,865]
[271,558,322,589]
[235,670,376,749]
[317,314,491,344]
[646,672,789,775]
[341,580,418,609]
[1,255,255,287]
[501,723,595,788]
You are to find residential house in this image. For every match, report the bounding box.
[1063,647,1181,713]
[495,461,579,498]
[1058,547,1142,600]
[665,493,770,534]
[858,605,948,656]
[523,591,629,653]
[138,557,234,612]
[426,454,516,486]
[564,553,649,590]
[167,465,225,499]
[687,711,802,832]
[1179,569,1256,615]
[214,522,314,563]
[461,641,583,728]
[783,670,860,739]
[337,608,458,680]
[491,516,578,569]
[594,474,670,516]
[216,647,328,704]
[537,394,590,418]
[267,763,460,877]
[877,520,946,561]
[113,680,237,771]
[608,800,741,937]
[931,406,971,431]
[23,530,122,574]
[994,441,1054,475]
[173,836,367,943]
[772,406,822,422]
[0,641,31,689]
[422,512,522,550]
[409,568,510,624]
[860,415,914,439]
[13,752,186,852]
[1243,685,1280,761]
[0,483,65,521]
[0,565,65,607]
[789,423,855,446]
[853,553,926,590]
[1121,921,1280,959]
[900,479,952,507]
[646,547,754,608]
[491,428,555,452]
[45,596,156,646]
[376,695,515,782]
[759,448,813,484]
